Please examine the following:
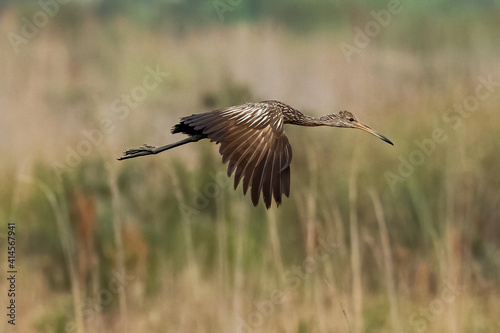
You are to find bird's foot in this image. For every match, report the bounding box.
[117,144,158,160]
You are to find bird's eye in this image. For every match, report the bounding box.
[349,118,354,122]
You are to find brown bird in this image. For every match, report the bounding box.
[118,100,393,208]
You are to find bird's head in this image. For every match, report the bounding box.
[320,110,393,145]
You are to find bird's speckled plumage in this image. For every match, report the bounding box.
[172,101,293,209]
[170,100,392,208]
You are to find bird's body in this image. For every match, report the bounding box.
[118,100,393,208]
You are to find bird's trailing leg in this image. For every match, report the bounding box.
[117,134,205,161]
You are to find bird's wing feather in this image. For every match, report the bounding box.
[179,102,292,208]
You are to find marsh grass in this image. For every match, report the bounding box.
[1,7,500,333]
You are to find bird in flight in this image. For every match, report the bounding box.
[118,100,393,208]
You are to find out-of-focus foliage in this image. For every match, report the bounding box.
[7,0,500,29]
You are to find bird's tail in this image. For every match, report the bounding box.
[172,115,198,135]
[171,113,212,137]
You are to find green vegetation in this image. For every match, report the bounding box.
[1,1,500,332]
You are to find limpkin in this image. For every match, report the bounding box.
[118,100,393,208]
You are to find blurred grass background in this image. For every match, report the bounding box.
[1,0,500,332]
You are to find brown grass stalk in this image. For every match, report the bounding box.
[348,150,362,333]
[368,187,400,332]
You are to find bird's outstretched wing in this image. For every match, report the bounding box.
[173,102,292,208]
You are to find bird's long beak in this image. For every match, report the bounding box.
[354,123,394,146]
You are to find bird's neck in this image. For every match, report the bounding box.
[285,111,332,127]
[301,115,327,126]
